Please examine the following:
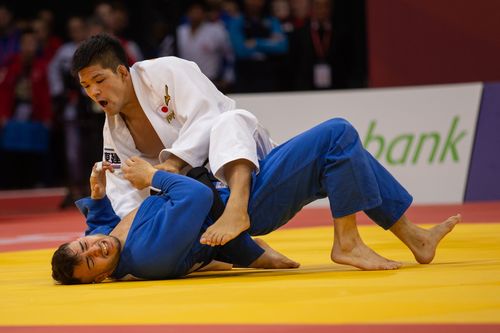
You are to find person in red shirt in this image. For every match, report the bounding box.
[0,28,52,188]
[32,17,62,62]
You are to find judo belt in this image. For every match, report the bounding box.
[186,166,225,221]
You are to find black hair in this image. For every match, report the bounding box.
[71,33,128,77]
[51,243,83,285]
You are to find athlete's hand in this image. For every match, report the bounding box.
[90,161,114,199]
[154,154,188,174]
[123,156,157,190]
[154,162,180,174]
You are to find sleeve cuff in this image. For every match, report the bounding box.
[75,196,113,218]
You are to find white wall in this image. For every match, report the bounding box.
[230,82,482,205]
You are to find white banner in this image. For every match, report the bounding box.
[231,83,482,204]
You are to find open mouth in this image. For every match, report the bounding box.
[100,240,109,257]
[98,100,108,108]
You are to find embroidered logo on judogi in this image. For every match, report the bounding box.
[104,147,122,168]
[164,85,171,105]
[162,84,176,123]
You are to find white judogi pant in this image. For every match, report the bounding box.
[209,109,275,183]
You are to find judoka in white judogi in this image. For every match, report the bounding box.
[102,57,274,218]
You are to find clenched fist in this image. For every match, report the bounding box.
[122,156,157,190]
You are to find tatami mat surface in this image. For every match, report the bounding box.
[1,222,499,329]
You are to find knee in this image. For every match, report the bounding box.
[323,118,360,146]
[323,118,357,134]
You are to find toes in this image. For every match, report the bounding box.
[214,234,222,246]
[201,229,216,246]
[288,260,300,268]
[220,234,232,246]
[381,262,400,270]
[200,232,210,245]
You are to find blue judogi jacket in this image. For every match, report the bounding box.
[75,171,264,280]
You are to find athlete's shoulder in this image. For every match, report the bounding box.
[131,56,196,71]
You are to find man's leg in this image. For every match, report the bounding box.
[201,110,274,246]
[390,214,461,264]
[331,214,402,270]
[248,118,390,236]
[213,227,300,269]
[247,118,458,268]
[249,238,300,269]
[360,151,461,264]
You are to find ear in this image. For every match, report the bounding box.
[117,65,128,80]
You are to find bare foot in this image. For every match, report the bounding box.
[249,238,300,269]
[200,209,250,246]
[197,260,233,272]
[331,237,402,270]
[406,214,461,264]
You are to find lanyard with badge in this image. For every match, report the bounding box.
[310,21,332,88]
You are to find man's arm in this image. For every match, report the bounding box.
[121,156,217,279]
[154,153,188,174]
[76,162,121,236]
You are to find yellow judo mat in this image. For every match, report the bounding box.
[1,223,500,326]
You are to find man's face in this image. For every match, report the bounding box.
[67,234,121,284]
[187,5,205,26]
[78,64,129,116]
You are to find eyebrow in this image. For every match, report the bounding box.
[80,73,104,85]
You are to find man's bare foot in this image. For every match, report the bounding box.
[197,260,233,272]
[403,214,461,264]
[331,237,402,270]
[249,238,300,269]
[200,209,250,246]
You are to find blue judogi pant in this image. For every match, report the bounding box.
[246,118,413,236]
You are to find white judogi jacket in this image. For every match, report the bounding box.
[103,57,274,218]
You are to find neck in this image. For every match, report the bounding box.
[110,208,138,248]
[119,80,142,122]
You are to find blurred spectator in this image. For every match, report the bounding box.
[220,0,240,24]
[227,0,288,92]
[37,9,55,29]
[87,15,107,37]
[0,28,52,188]
[168,0,235,92]
[289,0,310,29]
[205,0,223,22]
[157,29,176,58]
[271,0,294,34]
[109,2,143,63]
[48,16,102,205]
[289,0,348,90]
[92,1,143,64]
[94,1,115,33]
[32,17,62,62]
[0,4,20,67]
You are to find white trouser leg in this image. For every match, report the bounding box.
[209,109,275,184]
